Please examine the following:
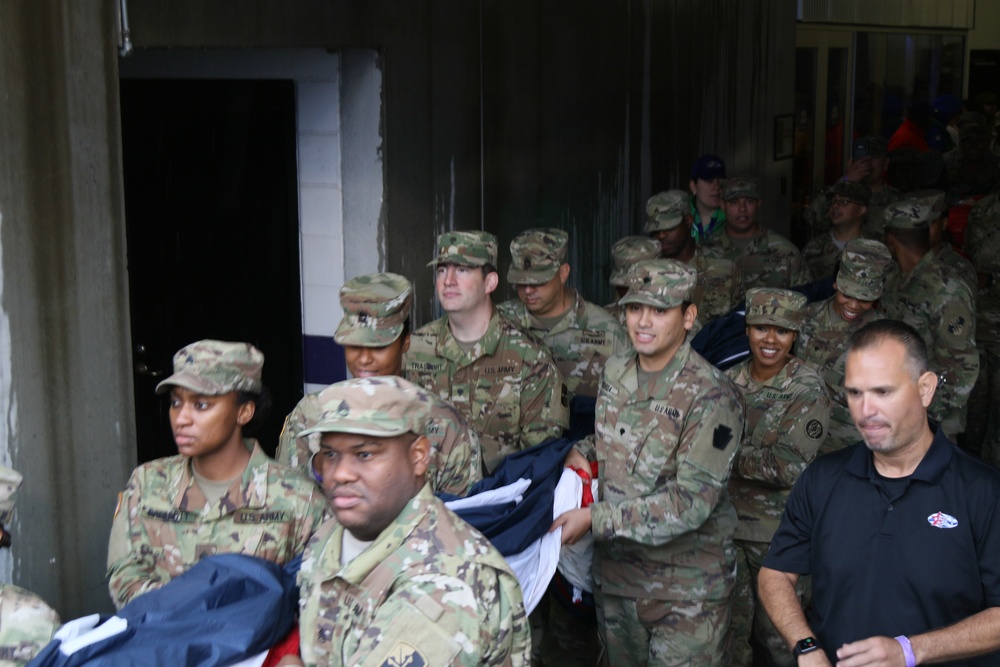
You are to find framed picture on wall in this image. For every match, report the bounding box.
[774,114,794,161]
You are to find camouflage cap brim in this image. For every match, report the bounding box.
[836,276,882,302]
[609,267,631,287]
[334,315,405,347]
[507,264,559,286]
[155,370,259,396]
[618,290,684,310]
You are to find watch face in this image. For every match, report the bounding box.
[794,637,819,655]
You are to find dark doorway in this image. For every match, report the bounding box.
[120,79,303,463]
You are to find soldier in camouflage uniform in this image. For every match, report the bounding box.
[702,178,812,290]
[881,201,979,439]
[0,466,60,665]
[797,239,893,453]
[294,377,531,667]
[498,228,629,407]
[404,231,569,473]
[725,288,830,667]
[106,340,327,609]
[644,190,742,323]
[964,191,1000,465]
[554,259,744,666]
[605,236,661,323]
[801,180,874,281]
[906,189,979,296]
[805,136,899,241]
[276,273,483,495]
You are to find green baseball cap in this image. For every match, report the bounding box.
[643,190,689,233]
[836,239,893,301]
[507,228,568,285]
[609,236,661,286]
[722,177,759,201]
[156,340,264,396]
[335,273,412,347]
[298,376,432,438]
[883,200,936,230]
[0,465,22,525]
[428,230,498,268]
[619,259,696,309]
[745,287,807,331]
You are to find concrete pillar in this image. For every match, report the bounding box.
[0,0,134,616]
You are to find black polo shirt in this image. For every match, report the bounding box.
[765,427,1000,665]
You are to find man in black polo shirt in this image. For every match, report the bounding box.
[759,319,1000,666]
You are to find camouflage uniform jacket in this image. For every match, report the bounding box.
[965,193,1000,352]
[801,229,881,282]
[725,357,830,543]
[106,439,327,609]
[933,244,978,300]
[404,312,569,473]
[689,246,743,322]
[880,252,979,435]
[574,343,744,601]
[701,225,812,290]
[0,584,60,665]
[796,298,883,453]
[297,484,531,667]
[497,288,630,400]
[276,391,483,495]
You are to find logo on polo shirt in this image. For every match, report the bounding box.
[927,511,958,529]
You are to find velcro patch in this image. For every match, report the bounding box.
[713,425,733,450]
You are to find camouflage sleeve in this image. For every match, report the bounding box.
[294,484,330,555]
[929,281,979,431]
[276,396,318,475]
[344,566,530,667]
[573,434,597,461]
[517,354,570,448]
[106,470,164,610]
[432,421,484,496]
[736,380,830,488]
[590,388,743,546]
[791,254,813,288]
[729,263,745,314]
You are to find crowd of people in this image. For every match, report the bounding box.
[3,111,1000,667]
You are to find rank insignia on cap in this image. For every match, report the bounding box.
[380,642,426,667]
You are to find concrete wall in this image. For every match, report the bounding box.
[0,1,134,616]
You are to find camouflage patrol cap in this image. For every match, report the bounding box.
[906,189,947,217]
[836,238,893,301]
[861,135,889,157]
[609,236,661,286]
[0,465,22,525]
[507,228,569,285]
[156,340,264,395]
[298,376,431,438]
[428,230,498,268]
[335,273,412,347]
[960,123,990,142]
[745,287,807,331]
[619,259,696,309]
[883,200,936,230]
[722,177,760,201]
[832,180,872,207]
[643,190,689,233]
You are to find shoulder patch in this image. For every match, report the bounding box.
[713,424,733,450]
[380,642,427,667]
[805,419,824,440]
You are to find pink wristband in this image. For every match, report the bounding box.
[895,635,916,667]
